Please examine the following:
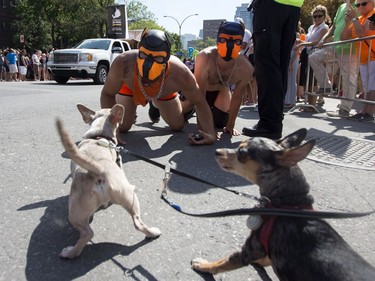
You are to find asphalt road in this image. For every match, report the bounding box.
[0,80,374,281]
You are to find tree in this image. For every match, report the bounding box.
[194,37,217,51]
[12,0,161,50]
[126,0,157,24]
[12,0,114,50]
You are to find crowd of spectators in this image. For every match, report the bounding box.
[283,1,374,122]
[0,48,50,82]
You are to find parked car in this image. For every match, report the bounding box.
[48,38,131,84]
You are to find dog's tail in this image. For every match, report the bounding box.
[56,118,104,175]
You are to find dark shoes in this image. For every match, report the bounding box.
[242,125,282,139]
[148,102,160,123]
[183,107,195,121]
[148,102,195,123]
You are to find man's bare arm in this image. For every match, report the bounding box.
[226,69,252,135]
[100,56,126,108]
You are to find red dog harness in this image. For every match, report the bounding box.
[259,204,314,255]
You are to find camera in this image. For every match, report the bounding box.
[192,133,203,141]
[368,14,375,23]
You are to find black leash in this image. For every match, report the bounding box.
[119,146,375,220]
[119,146,259,200]
[160,193,375,219]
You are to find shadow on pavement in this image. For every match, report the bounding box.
[18,197,156,281]
[119,127,251,196]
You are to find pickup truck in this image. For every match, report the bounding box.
[48,38,131,84]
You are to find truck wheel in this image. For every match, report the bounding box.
[94,64,108,84]
[54,76,70,84]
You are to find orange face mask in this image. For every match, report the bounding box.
[137,46,168,81]
[217,33,242,61]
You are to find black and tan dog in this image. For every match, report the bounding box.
[56,104,161,259]
[191,129,375,280]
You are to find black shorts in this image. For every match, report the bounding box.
[206,91,229,129]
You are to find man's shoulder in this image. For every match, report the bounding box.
[196,47,217,61]
[234,56,254,79]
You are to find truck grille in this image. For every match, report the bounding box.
[54,53,78,63]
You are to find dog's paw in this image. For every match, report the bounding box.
[191,257,211,273]
[59,246,77,259]
[146,227,161,238]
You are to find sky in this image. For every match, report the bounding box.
[135,0,249,37]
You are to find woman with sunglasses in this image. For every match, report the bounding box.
[341,0,375,122]
[295,5,331,110]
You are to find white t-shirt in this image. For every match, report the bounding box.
[305,22,328,51]
[32,53,40,65]
[241,29,252,56]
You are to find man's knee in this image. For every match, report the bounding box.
[168,118,185,131]
[119,122,132,133]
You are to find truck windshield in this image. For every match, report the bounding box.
[74,40,111,50]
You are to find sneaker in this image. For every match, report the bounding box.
[347,112,374,122]
[148,101,160,123]
[183,107,196,121]
[326,109,350,118]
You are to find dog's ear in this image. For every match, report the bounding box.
[77,104,96,124]
[275,139,315,167]
[110,104,125,125]
[277,128,307,149]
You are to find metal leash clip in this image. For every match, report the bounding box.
[162,163,171,197]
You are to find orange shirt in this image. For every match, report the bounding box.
[350,9,375,64]
[119,63,172,106]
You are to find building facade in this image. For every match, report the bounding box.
[235,3,253,32]
[202,19,225,40]
[181,33,197,50]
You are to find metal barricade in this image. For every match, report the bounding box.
[289,34,375,113]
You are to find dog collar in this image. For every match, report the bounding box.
[96,137,117,146]
[97,138,122,167]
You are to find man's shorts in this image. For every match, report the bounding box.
[8,64,18,73]
[359,61,375,91]
[206,90,229,129]
[118,83,178,101]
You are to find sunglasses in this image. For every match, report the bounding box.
[313,14,324,19]
[355,2,368,7]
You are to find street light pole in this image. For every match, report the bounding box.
[164,13,198,56]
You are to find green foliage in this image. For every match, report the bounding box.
[165,32,181,54]
[11,0,159,51]
[129,19,163,31]
[194,37,216,51]
[126,0,156,22]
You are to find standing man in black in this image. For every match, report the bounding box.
[242,0,304,139]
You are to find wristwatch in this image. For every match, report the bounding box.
[352,17,358,22]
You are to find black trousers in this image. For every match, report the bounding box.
[252,0,300,133]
